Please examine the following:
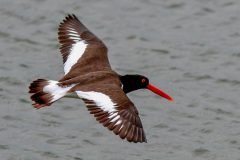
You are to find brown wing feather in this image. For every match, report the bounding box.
[83,99,146,143]
[74,80,147,143]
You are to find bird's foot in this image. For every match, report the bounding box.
[33,103,50,109]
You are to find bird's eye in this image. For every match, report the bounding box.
[141,79,146,83]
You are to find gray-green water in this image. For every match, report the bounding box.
[0,0,240,159]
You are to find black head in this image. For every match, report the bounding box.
[119,74,174,101]
[119,74,149,93]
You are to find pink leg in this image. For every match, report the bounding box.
[33,103,51,109]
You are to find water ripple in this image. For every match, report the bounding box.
[193,148,210,156]
[216,79,240,86]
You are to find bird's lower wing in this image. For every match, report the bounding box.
[75,86,147,143]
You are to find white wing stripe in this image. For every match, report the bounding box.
[119,124,124,130]
[108,112,118,119]
[64,41,87,74]
[110,115,120,122]
[76,91,124,129]
[70,39,81,42]
[86,103,95,106]
[115,119,122,126]
[76,91,117,113]
[67,33,81,37]
[67,30,78,34]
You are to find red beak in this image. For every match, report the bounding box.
[147,83,173,101]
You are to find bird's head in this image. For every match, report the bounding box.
[120,74,173,101]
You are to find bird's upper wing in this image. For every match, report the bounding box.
[58,14,111,80]
[73,79,147,143]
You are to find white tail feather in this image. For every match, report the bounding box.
[29,79,76,108]
[43,80,75,103]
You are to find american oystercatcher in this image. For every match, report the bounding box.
[29,14,173,143]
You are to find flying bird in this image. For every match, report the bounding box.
[29,14,173,143]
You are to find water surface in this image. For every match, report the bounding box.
[0,0,240,159]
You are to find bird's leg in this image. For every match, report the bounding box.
[33,103,51,109]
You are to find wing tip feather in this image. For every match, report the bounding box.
[83,99,147,143]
